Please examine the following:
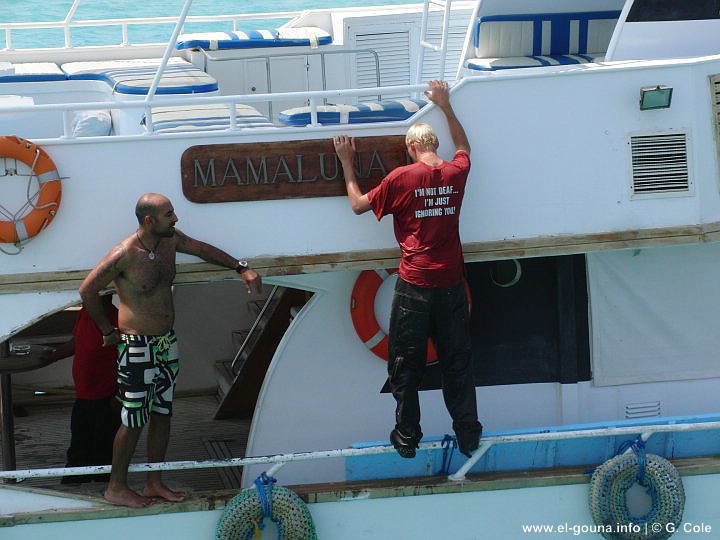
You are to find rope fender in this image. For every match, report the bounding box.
[215,473,318,540]
[589,439,685,540]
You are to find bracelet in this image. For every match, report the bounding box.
[102,328,117,337]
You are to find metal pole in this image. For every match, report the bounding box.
[145,0,194,104]
[0,341,17,482]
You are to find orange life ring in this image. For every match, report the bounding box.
[350,269,471,364]
[0,136,62,244]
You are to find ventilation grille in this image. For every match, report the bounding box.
[630,133,690,195]
[354,31,411,101]
[625,401,661,419]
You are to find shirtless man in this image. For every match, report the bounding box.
[79,193,262,508]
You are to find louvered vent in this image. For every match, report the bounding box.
[354,31,411,101]
[625,401,661,419]
[630,133,690,195]
[420,27,467,82]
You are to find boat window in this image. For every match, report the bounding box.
[627,0,720,21]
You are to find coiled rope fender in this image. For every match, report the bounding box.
[589,438,685,540]
[0,136,62,245]
[215,472,318,540]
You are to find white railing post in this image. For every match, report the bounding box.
[63,0,83,48]
[145,0,195,105]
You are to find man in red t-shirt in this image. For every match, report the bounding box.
[43,294,120,483]
[334,80,482,458]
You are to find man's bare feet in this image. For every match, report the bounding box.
[104,486,156,508]
[143,481,187,502]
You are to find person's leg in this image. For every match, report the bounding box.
[91,395,120,482]
[142,332,185,501]
[388,278,431,457]
[433,281,482,457]
[104,424,153,507]
[62,398,94,484]
[104,334,155,507]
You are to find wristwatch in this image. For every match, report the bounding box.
[235,260,249,274]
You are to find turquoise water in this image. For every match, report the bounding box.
[1,0,417,48]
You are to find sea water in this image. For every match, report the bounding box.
[1,0,417,49]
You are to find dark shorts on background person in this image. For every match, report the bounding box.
[388,277,481,455]
[117,330,179,429]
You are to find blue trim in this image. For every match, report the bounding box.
[479,11,621,24]
[576,53,595,62]
[532,19,542,55]
[551,17,570,55]
[0,73,67,82]
[554,55,581,65]
[578,19,589,54]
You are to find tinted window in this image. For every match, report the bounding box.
[627,0,720,21]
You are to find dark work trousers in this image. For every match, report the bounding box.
[388,277,481,447]
[62,394,121,484]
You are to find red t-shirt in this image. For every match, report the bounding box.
[72,307,119,400]
[367,150,470,287]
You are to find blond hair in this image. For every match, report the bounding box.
[405,123,439,152]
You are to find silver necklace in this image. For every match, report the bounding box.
[136,232,161,260]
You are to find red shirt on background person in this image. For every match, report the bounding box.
[72,307,118,400]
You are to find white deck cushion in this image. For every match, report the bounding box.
[72,110,112,137]
[279,99,426,126]
[176,27,332,50]
[61,58,217,95]
[0,63,66,82]
[146,103,273,134]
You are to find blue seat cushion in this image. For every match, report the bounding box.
[176,27,332,50]
[61,58,217,95]
[279,98,426,126]
[0,63,66,82]
[466,53,604,71]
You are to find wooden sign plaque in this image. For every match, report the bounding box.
[181,136,409,203]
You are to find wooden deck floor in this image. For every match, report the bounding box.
[10,394,250,496]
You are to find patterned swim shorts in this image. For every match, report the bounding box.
[117,330,180,428]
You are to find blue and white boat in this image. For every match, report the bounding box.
[2,0,720,537]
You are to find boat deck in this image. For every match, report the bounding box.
[10,393,249,495]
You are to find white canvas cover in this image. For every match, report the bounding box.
[587,244,720,386]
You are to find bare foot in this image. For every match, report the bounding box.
[104,486,155,508]
[143,481,187,502]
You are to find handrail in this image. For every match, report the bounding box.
[0,11,302,50]
[231,285,279,372]
[1,418,719,480]
[145,0,194,107]
[0,83,429,137]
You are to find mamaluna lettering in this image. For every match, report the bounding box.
[182,136,407,203]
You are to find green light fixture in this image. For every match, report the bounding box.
[639,85,673,110]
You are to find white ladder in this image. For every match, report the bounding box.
[414,0,453,86]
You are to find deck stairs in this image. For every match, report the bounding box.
[214,286,310,419]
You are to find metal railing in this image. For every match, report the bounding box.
[0,83,429,138]
[2,418,720,482]
[0,0,301,50]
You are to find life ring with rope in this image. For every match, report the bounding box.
[0,136,62,244]
[350,268,472,364]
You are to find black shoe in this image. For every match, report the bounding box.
[390,428,421,459]
[456,423,483,458]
